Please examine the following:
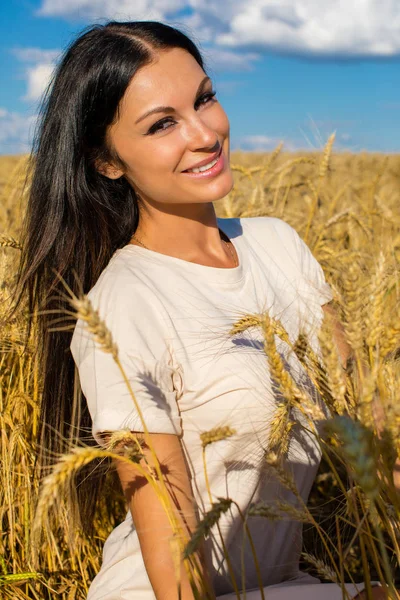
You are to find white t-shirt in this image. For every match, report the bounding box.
[70,216,334,600]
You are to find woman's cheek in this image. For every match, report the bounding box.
[155,139,186,169]
[134,143,173,175]
[217,106,230,136]
[202,102,229,131]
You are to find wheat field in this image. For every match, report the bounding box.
[1,137,400,598]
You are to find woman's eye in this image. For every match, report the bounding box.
[147,118,175,135]
[195,90,217,108]
[146,90,217,135]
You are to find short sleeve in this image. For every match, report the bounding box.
[271,218,333,308]
[70,269,183,446]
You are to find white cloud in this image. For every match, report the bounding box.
[35,0,400,58]
[23,63,55,102]
[37,0,183,20]
[12,47,61,63]
[238,135,297,151]
[237,132,356,153]
[0,108,37,155]
[202,48,260,72]
[176,12,216,44]
[12,47,59,104]
[215,0,400,57]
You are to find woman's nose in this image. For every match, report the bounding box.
[184,115,218,151]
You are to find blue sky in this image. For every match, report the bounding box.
[1,0,400,154]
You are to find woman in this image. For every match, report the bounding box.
[16,21,384,600]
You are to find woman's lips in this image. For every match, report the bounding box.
[182,148,225,179]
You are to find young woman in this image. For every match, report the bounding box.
[16,21,384,600]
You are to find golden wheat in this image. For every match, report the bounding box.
[2,145,400,597]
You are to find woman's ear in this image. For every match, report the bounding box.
[95,159,124,180]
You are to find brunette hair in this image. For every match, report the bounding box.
[14,20,206,533]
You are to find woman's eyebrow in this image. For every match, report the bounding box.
[134,75,211,125]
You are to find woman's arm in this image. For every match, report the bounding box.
[321,302,351,367]
[322,302,400,490]
[114,432,215,600]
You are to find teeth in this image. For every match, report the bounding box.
[187,156,219,173]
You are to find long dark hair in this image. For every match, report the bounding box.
[14,21,206,533]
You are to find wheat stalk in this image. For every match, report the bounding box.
[0,236,22,250]
[70,297,118,358]
[301,552,338,583]
[200,426,236,448]
[248,501,311,523]
[183,498,233,559]
[2,150,400,596]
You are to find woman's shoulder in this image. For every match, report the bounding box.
[84,251,159,317]
[238,217,330,295]
[235,215,304,260]
[239,215,298,238]
[70,253,168,364]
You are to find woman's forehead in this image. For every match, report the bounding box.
[122,48,205,107]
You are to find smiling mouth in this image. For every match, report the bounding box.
[183,147,223,174]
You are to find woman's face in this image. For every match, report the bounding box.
[104,47,233,207]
